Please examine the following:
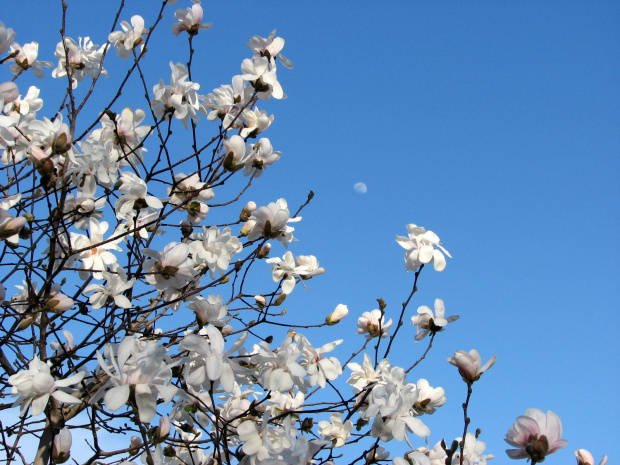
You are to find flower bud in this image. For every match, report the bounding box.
[221,324,233,336]
[256,242,271,259]
[274,293,286,306]
[153,416,170,443]
[130,436,141,449]
[239,219,256,237]
[0,216,27,240]
[326,304,349,325]
[239,201,256,221]
[52,428,72,464]
[46,293,74,313]
[254,295,266,308]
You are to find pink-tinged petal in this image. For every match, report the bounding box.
[506,449,529,459]
[135,384,156,423]
[104,385,130,412]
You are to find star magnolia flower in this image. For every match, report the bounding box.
[575,449,607,465]
[8,42,53,78]
[396,224,451,272]
[108,15,146,59]
[142,242,196,292]
[357,309,393,339]
[452,432,495,465]
[318,413,353,447]
[448,349,496,385]
[171,2,212,36]
[411,298,459,341]
[248,198,300,245]
[96,337,178,423]
[8,357,85,416]
[504,408,568,462]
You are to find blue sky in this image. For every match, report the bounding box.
[3,1,619,463]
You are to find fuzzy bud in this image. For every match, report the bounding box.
[325,304,349,325]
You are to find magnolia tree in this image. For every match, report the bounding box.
[0,3,608,465]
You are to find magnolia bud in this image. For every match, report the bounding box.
[325,304,349,325]
[221,325,233,336]
[0,216,27,240]
[130,436,141,449]
[239,219,256,237]
[256,242,271,259]
[153,416,170,443]
[239,201,256,221]
[254,295,266,308]
[52,428,72,464]
[274,293,287,306]
[46,293,74,313]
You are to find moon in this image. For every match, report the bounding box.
[354,182,367,194]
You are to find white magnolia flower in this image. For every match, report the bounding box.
[248,198,300,245]
[70,220,122,280]
[8,42,53,77]
[115,172,163,219]
[189,226,242,277]
[452,433,495,465]
[413,379,446,415]
[188,294,228,326]
[247,29,293,69]
[171,2,212,36]
[318,412,353,447]
[96,337,178,423]
[142,242,196,293]
[411,298,459,341]
[357,309,393,339]
[448,349,496,385]
[396,224,451,272]
[84,266,136,309]
[109,15,146,59]
[8,357,84,416]
[242,137,281,177]
[298,335,343,388]
[52,37,108,88]
[240,108,274,138]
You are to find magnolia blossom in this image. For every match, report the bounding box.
[242,137,281,177]
[142,242,196,293]
[70,220,123,279]
[396,224,451,272]
[412,379,446,415]
[248,198,299,244]
[505,408,568,462]
[108,15,145,59]
[318,413,353,447]
[8,42,53,77]
[241,56,284,100]
[8,357,84,416]
[151,62,205,128]
[52,37,108,88]
[115,172,163,219]
[452,433,495,465]
[171,2,212,36]
[357,309,393,339]
[96,337,178,423]
[240,108,274,138]
[448,349,496,385]
[411,298,459,341]
[394,451,430,465]
[247,29,293,69]
[84,266,136,309]
[266,251,323,294]
[575,449,607,465]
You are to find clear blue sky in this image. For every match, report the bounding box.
[3,1,619,462]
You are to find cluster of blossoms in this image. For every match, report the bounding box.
[0,9,606,465]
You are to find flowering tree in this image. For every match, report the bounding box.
[0,3,607,465]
